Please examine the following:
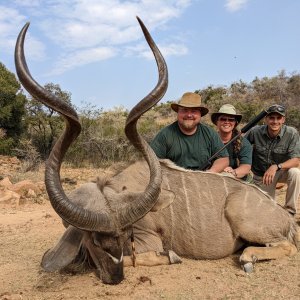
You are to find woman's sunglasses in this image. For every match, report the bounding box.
[218,117,236,122]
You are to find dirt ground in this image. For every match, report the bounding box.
[0,159,300,300]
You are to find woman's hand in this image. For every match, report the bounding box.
[224,167,237,177]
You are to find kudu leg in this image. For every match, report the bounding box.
[239,240,297,273]
[224,189,298,272]
[123,250,182,267]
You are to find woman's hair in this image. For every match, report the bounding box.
[232,128,242,155]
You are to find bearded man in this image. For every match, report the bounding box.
[150,92,229,172]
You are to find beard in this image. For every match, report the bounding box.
[180,119,198,130]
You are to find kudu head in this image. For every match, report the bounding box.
[15,17,168,284]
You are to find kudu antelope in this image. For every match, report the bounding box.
[15,17,298,285]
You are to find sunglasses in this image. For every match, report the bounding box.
[267,105,285,113]
[218,117,236,122]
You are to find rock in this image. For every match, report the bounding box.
[0,177,46,208]
[0,188,20,208]
[11,180,41,197]
[0,155,21,175]
[0,177,13,189]
[26,189,36,198]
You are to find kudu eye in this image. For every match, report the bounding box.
[93,238,101,247]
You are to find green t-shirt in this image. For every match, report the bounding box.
[150,122,228,170]
[226,137,252,169]
[246,125,300,176]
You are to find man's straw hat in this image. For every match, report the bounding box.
[171,92,209,117]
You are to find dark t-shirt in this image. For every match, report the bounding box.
[226,137,252,169]
[150,122,228,170]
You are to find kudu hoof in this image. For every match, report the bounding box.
[240,255,257,273]
[168,250,182,264]
[242,262,254,273]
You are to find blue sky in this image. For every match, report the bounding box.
[1,0,300,110]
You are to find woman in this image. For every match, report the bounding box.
[211,104,252,180]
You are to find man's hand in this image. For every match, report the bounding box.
[262,165,278,185]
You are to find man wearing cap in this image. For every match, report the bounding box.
[150,92,229,172]
[246,104,300,218]
[211,104,252,180]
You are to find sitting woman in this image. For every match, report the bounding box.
[211,104,252,181]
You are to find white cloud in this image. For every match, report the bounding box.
[39,0,190,48]
[225,0,248,12]
[49,46,118,75]
[161,43,189,57]
[12,0,40,7]
[0,6,26,34]
[126,42,188,60]
[40,20,141,50]
[25,35,47,61]
[0,5,45,59]
[0,0,192,74]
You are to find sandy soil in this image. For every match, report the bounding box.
[0,161,300,300]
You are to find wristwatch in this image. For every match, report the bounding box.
[277,164,282,171]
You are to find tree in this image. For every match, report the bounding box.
[251,71,289,106]
[25,83,72,158]
[286,107,300,131]
[64,102,104,166]
[196,86,227,111]
[286,73,300,108]
[0,62,27,154]
[194,71,300,129]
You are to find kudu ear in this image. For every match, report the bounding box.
[41,226,83,272]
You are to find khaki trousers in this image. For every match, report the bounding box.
[253,168,300,216]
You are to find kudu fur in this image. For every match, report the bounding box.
[15,18,298,285]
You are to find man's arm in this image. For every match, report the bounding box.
[278,157,300,169]
[207,157,229,173]
[150,131,168,159]
[263,157,300,185]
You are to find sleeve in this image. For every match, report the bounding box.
[245,128,254,144]
[238,138,253,164]
[150,129,168,159]
[287,129,300,158]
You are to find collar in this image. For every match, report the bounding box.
[262,125,285,139]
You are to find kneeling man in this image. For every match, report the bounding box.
[246,104,300,221]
